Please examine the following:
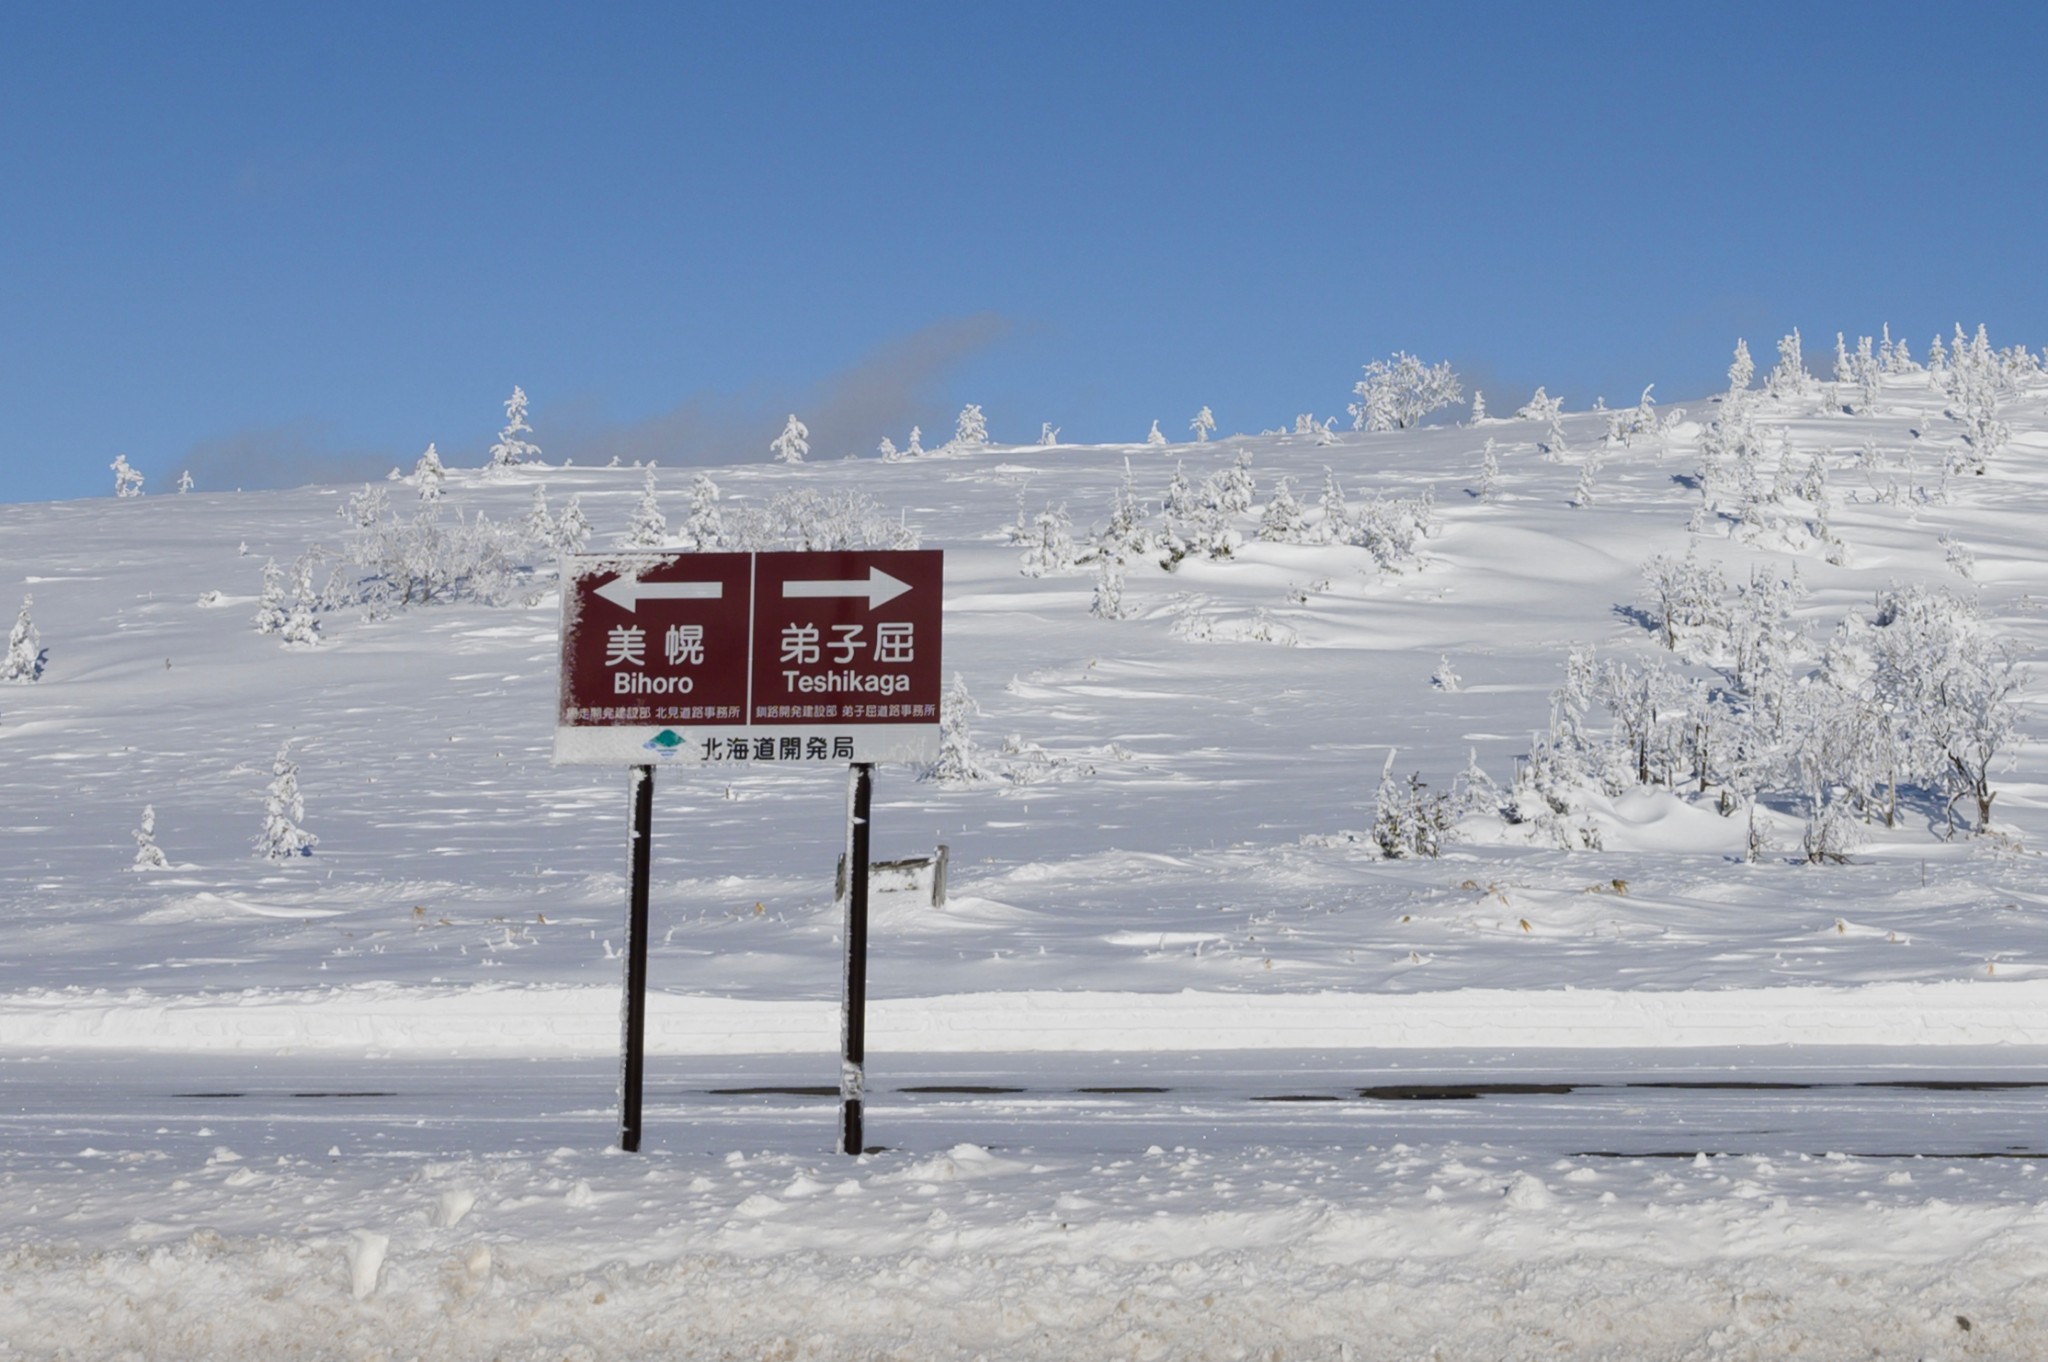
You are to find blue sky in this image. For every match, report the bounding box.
[4,2,2046,503]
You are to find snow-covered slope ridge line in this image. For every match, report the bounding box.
[3,326,2048,1050]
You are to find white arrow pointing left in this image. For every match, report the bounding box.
[782,566,912,610]
[594,575,724,613]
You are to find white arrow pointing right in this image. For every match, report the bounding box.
[782,566,912,610]
[594,575,724,613]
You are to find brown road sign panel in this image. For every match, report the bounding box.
[554,549,942,766]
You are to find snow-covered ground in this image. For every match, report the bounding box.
[7,342,2048,1357]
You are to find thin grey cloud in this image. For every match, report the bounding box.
[553,312,1013,468]
[174,421,397,494]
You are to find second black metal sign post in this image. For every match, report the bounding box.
[839,762,875,1155]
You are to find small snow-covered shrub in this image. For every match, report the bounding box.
[256,743,317,861]
[132,805,169,871]
[2,595,45,682]
[922,675,989,784]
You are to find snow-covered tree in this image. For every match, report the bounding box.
[110,454,143,497]
[1765,329,1812,400]
[1098,459,1151,561]
[1515,388,1564,423]
[680,473,724,551]
[1727,339,1755,399]
[877,436,900,461]
[177,470,194,494]
[1372,750,1453,858]
[488,386,541,469]
[953,404,989,450]
[280,556,322,647]
[1145,420,1168,447]
[1475,438,1500,503]
[1569,456,1599,508]
[1431,654,1461,692]
[921,675,988,783]
[1349,352,1463,432]
[1089,555,1128,620]
[2,595,45,682]
[1639,547,1729,653]
[905,426,925,458]
[1257,477,1309,542]
[339,483,390,530]
[552,495,592,556]
[521,485,555,548]
[1039,422,1060,447]
[1316,468,1349,543]
[256,742,317,861]
[621,470,668,547]
[131,805,170,871]
[1190,406,1216,442]
[252,561,289,635]
[1215,451,1256,514]
[1018,505,1076,578]
[413,443,447,502]
[770,413,810,464]
[1470,390,1487,423]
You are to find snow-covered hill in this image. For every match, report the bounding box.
[7,332,2048,1358]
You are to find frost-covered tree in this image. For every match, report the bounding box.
[621,470,667,547]
[952,404,989,450]
[877,436,900,461]
[1018,505,1076,578]
[905,426,925,458]
[680,473,724,551]
[1039,423,1060,447]
[1569,456,1599,508]
[1431,654,1461,692]
[1475,438,1500,503]
[1316,468,1349,543]
[1639,546,1729,653]
[413,443,447,502]
[110,454,144,497]
[340,483,390,530]
[1469,390,1487,423]
[521,485,555,548]
[1349,353,1462,432]
[488,386,541,469]
[252,561,289,636]
[770,414,810,464]
[256,743,317,861]
[280,556,322,647]
[1257,477,1308,542]
[1145,420,1168,447]
[1190,406,1216,442]
[1098,459,1151,561]
[131,804,170,871]
[1765,329,1812,400]
[177,470,194,494]
[552,495,592,556]
[3,595,45,682]
[1215,451,1256,515]
[1726,339,1755,405]
[1515,388,1564,423]
[922,675,988,783]
[1372,751,1453,858]
[1089,555,1128,620]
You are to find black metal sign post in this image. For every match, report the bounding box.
[619,763,655,1153]
[839,762,875,1155]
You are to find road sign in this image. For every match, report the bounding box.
[555,549,943,766]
